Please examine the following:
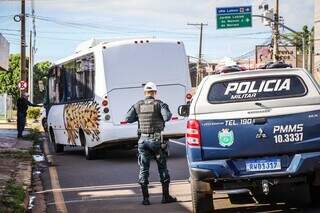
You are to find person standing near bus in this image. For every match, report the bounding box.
[16,92,39,138]
[125,82,177,205]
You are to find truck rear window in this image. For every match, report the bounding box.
[208,75,307,103]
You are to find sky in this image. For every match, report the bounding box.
[0,0,315,63]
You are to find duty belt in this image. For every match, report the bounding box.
[141,132,162,138]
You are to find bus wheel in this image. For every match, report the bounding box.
[49,128,64,153]
[80,130,96,160]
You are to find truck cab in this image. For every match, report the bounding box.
[181,68,320,212]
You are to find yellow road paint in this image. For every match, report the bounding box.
[44,139,68,213]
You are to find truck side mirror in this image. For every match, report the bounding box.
[178,104,190,117]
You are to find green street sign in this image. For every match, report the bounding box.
[216,6,252,29]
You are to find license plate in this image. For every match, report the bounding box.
[245,159,281,172]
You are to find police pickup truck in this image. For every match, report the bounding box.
[178,68,320,213]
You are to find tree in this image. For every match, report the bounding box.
[33,61,52,104]
[282,25,314,52]
[0,54,21,105]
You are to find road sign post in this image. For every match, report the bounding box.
[216,6,252,29]
[18,80,28,91]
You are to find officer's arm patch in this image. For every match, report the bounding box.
[140,104,155,113]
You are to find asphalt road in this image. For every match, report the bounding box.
[39,136,320,213]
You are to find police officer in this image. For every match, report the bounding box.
[16,92,40,138]
[126,82,177,205]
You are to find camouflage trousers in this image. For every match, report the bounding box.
[137,135,170,185]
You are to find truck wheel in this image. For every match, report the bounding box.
[50,129,64,153]
[310,184,320,205]
[80,130,96,160]
[191,179,214,213]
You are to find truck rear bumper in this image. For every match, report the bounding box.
[190,151,320,182]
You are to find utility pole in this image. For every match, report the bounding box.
[187,23,208,85]
[272,0,280,62]
[20,0,27,84]
[308,33,313,73]
[29,31,33,102]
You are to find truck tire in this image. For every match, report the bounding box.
[191,179,214,213]
[80,130,96,160]
[49,129,64,153]
[310,184,320,205]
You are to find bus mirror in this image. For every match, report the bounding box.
[178,104,190,117]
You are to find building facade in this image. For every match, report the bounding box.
[314,0,320,81]
[0,33,9,71]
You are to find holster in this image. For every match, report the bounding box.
[160,133,168,150]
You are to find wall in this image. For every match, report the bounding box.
[313,0,320,82]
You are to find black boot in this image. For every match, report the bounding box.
[161,183,177,204]
[141,184,150,205]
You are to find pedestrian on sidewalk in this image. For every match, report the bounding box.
[125,82,177,205]
[16,92,40,138]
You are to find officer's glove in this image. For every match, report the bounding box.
[161,139,168,149]
[160,103,169,110]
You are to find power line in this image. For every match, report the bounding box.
[0,28,20,32]
[28,15,198,36]
[187,22,208,86]
[234,37,272,60]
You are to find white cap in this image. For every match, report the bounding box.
[144,82,157,92]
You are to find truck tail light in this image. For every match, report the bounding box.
[186,119,201,147]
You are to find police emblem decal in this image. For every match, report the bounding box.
[218,128,234,147]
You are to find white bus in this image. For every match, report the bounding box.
[47,38,192,160]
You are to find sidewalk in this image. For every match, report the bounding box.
[0,128,33,211]
[0,119,34,130]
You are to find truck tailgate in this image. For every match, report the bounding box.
[200,110,320,160]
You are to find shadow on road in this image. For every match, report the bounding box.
[214,193,320,213]
[60,141,186,161]
[213,204,320,213]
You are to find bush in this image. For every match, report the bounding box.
[27,107,41,120]
[1,181,26,213]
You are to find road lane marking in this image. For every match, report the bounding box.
[46,193,192,205]
[37,179,188,194]
[44,138,68,213]
[169,139,185,146]
[78,189,135,198]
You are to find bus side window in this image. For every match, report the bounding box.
[51,53,95,104]
[74,54,95,100]
[49,66,64,104]
[84,54,95,99]
[64,61,76,101]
